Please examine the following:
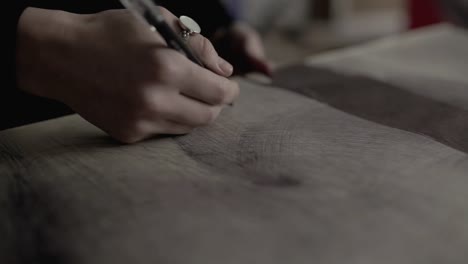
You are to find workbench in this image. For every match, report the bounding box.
[1,24,468,264]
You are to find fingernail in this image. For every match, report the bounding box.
[218,57,233,76]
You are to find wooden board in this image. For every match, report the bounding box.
[1,24,468,264]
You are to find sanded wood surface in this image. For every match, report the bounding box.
[1,24,468,264]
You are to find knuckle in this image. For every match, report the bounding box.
[213,78,239,104]
[197,107,219,125]
[147,94,169,117]
[153,53,186,82]
[126,120,146,138]
[138,89,170,118]
[196,37,217,59]
[147,51,163,67]
[210,83,228,105]
[112,120,147,144]
[131,85,155,110]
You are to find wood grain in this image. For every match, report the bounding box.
[272,65,468,154]
[1,24,468,264]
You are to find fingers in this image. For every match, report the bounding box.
[152,94,224,127]
[113,92,223,144]
[187,34,233,77]
[155,6,239,106]
[153,49,239,106]
[108,7,239,144]
[157,6,233,77]
[180,58,240,105]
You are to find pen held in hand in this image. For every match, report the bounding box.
[120,0,234,107]
[120,0,205,67]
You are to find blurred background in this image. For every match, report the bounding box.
[221,0,449,66]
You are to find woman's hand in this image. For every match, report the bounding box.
[16,7,239,143]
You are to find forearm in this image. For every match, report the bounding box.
[2,6,75,130]
[2,1,122,130]
[17,8,82,99]
[6,0,121,92]
[5,0,29,95]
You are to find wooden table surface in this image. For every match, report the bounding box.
[1,24,468,264]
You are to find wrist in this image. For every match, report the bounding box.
[16,7,83,100]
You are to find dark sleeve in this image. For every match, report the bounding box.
[158,0,235,38]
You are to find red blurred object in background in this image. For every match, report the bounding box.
[408,0,444,29]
